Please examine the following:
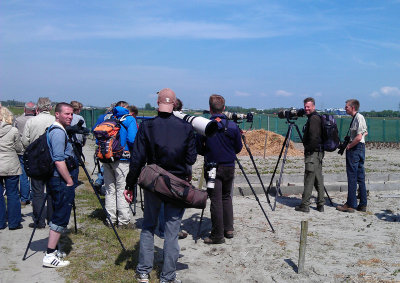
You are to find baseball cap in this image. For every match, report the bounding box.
[157,88,176,113]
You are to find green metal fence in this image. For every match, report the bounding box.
[82,109,400,142]
[238,115,400,143]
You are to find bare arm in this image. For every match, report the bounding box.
[55,161,74,186]
[347,133,362,150]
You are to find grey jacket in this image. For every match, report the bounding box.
[0,122,22,176]
[22,111,55,148]
[14,113,35,154]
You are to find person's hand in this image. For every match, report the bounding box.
[124,190,133,203]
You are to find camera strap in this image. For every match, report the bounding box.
[345,113,358,137]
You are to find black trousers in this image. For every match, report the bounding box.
[207,165,235,240]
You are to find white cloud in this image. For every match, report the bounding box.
[370,86,400,98]
[275,90,292,97]
[235,90,251,97]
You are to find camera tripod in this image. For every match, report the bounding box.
[195,122,275,242]
[265,118,333,211]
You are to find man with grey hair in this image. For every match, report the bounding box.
[22,97,55,228]
[14,102,37,205]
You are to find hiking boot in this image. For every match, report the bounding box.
[336,204,355,213]
[43,251,70,268]
[118,223,135,229]
[178,231,188,239]
[357,205,367,212]
[224,231,234,239]
[317,205,324,212]
[29,222,46,229]
[136,273,149,283]
[204,237,225,244]
[295,205,310,213]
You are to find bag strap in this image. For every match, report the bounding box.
[160,174,190,199]
[46,125,68,160]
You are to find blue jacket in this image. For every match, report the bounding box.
[112,106,137,154]
[196,114,243,166]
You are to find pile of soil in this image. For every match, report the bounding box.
[238,129,303,156]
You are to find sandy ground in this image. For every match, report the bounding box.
[1,139,400,283]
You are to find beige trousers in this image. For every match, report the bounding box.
[103,161,130,225]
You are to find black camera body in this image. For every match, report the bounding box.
[337,136,350,155]
[278,108,305,120]
[66,120,90,136]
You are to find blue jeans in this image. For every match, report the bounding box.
[47,176,75,233]
[18,155,32,202]
[0,175,22,229]
[95,165,104,186]
[346,143,367,209]
[158,202,185,238]
[137,190,184,282]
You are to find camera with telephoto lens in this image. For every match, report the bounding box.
[65,120,90,136]
[337,136,350,155]
[205,162,217,190]
[223,111,254,123]
[278,108,305,120]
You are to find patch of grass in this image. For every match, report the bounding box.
[58,169,160,282]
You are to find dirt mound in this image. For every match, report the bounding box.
[238,129,303,156]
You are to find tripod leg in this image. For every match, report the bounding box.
[236,158,275,233]
[73,200,78,234]
[69,136,126,251]
[139,186,144,211]
[241,134,269,203]
[195,209,205,243]
[23,193,47,260]
[266,126,292,204]
[324,186,334,206]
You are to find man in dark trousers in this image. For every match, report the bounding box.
[196,94,243,244]
[295,97,325,213]
[124,88,196,283]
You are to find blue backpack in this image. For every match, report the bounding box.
[320,114,340,152]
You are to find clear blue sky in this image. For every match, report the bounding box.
[1,0,400,111]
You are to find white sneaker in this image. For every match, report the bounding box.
[43,251,70,268]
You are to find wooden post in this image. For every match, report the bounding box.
[263,131,268,159]
[298,220,308,273]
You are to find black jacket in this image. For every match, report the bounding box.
[126,112,197,187]
[303,111,323,153]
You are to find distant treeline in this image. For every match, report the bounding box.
[2,100,399,118]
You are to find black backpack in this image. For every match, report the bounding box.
[23,126,66,180]
[320,114,340,152]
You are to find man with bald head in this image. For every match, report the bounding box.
[14,102,36,205]
[125,88,196,283]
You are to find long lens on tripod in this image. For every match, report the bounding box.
[173,111,218,137]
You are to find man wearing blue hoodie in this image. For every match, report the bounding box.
[103,102,137,228]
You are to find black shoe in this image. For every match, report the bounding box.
[9,224,23,230]
[204,237,225,244]
[357,205,367,212]
[295,205,310,213]
[224,231,234,239]
[317,205,324,212]
[29,222,46,229]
